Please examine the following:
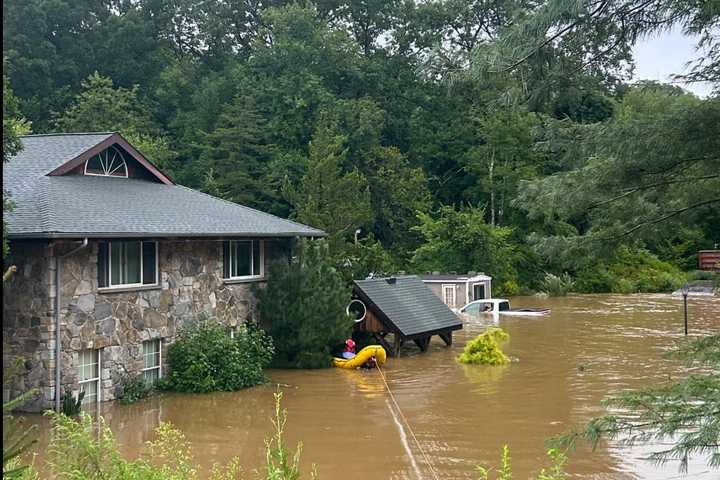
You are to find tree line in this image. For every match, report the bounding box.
[4,0,719,293]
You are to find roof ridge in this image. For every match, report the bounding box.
[21,132,116,138]
[175,184,325,234]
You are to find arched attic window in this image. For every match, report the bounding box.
[83,145,128,178]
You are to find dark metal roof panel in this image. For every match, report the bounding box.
[354,276,462,337]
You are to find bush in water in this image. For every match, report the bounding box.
[256,239,353,369]
[117,373,154,405]
[458,328,510,366]
[541,272,575,296]
[162,320,274,393]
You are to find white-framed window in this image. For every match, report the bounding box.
[78,349,101,405]
[442,284,457,308]
[98,241,158,289]
[84,145,129,178]
[142,339,161,386]
[223,240,264,280]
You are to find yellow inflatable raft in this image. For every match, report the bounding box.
[333,345,387,369]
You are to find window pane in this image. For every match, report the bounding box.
[110,242,123,285]
[144,369,159,386]
[223,241,231,279]
[234,241,251,276]
[142,242,157,284]
[80,381,97,404]
[252,241,261,276]
[98,242,109,288]
[125,242,141,284]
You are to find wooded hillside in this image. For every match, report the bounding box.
[4,0,719,293]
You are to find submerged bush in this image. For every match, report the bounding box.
[541,272,575,296]
[458,328,510,365]
[163,321,274,393]
[117,373,154,405]
[257,239,353,369]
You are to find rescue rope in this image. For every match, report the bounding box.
[375,363,442,480]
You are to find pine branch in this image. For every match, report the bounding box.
[618,197,720,238]
[588,174,720,209]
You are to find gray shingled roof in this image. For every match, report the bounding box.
[353,276,462,337]
[4,134,325,238]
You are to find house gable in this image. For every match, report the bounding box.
[46,133,173,185]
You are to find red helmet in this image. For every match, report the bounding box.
[345,339,356,349]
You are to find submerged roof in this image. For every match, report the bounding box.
[353,275,463,338]
[5,133,324,239]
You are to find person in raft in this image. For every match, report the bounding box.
[342,339,356,359]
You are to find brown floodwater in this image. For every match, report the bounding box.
[25,294,719,479]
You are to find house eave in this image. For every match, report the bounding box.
[8,231,327,240]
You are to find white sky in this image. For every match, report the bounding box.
[632,27,714,97]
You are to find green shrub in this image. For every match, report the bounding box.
[60,387,83,416]
[458,328,510,365]
[496,280,520,297]
[576,247,686,293]
[257,239,353,369]
[163,321,274,393]
[540,272,575,296]
[117,373,154,405]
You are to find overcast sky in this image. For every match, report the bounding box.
[632,27,714,97]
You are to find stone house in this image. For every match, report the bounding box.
[3,133,323,411]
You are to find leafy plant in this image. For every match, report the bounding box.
[257,239,353,369]
[477,446,568,480]
[458,328,510,366]
[60,387,84,416]
[163,320,274,393]
[35,388,314,479]
[117,373,154,405]
[540,272,575,296]
[3,390,38,479]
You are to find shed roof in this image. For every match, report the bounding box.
[418,273,492,282]
[353,275,463,338]
[5,133,324,239]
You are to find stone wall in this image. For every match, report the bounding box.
[3,238,289,410]
[2,241,55,410]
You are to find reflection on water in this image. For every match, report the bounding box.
[26,294,719,479]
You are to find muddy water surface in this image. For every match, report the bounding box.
[29,294,719,479]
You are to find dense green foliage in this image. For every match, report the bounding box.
[553,335,720,471]
[458,328,510,366]
[35,391,311,479]
[162,321,274,393]
[257,240,353,368]
[3,0,718,288]
[575,247,687,294]
[540,273,574,297]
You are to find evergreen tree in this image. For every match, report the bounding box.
[256,239,354,368]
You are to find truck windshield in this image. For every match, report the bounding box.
[498,301,510,311]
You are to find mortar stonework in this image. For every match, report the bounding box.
[3,238,287,410]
